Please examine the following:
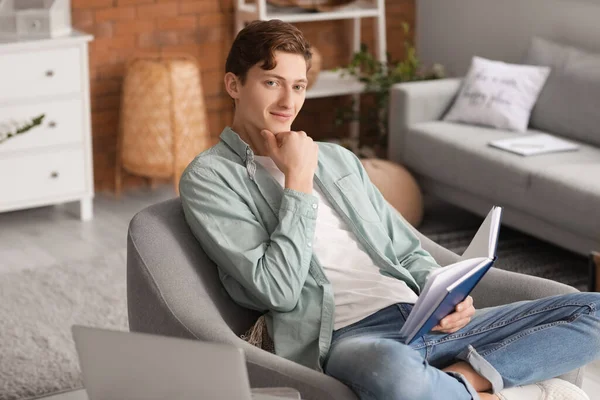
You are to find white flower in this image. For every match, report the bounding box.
[0,122,12,135]
[432,63,446,78]
[0,115,45,144]
[8,119,20,131]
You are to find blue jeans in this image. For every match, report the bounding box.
[323,292,600,400]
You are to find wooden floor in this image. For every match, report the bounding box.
[0,186,175,274]
[1,185,599,398]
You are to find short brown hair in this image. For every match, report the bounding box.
[225,20,312,84]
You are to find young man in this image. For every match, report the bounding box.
[179,19,599,400]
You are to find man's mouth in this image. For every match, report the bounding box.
[270,112,293,121]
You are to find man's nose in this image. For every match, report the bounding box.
[278,86,294,109]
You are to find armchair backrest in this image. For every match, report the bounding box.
[127,198,261,341]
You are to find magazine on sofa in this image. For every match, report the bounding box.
[488,133,579,156]
[400,206,503,345]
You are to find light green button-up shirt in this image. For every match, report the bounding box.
[179,127,440,371]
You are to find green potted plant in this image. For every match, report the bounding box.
[0,114,45,144]
[335,22,445,157]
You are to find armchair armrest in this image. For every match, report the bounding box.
[471,267,578,309]
[388,78,462,163]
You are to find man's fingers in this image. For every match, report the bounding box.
[268,130,292,147]
[431,298,475,333]
[261,129,277,153]
[270,130,310,148]
[456,296,473,312]
[465,296,473,307]
[448,317,471,330]
[433,316,471,333]
[439,308,475,328]
[275,132,288,147]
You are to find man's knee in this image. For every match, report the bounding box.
[325,338,433,400]
[565,292,600,314]
[583,292,600,309]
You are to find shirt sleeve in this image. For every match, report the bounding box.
[180,166,318,312]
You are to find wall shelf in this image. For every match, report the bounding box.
[306,69,365,99]
[237,1,379,23]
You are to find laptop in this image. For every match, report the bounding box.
[72,325,299,400]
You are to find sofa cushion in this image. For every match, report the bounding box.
[443,56,550,132]
[524,37,600,147]
[403,121,600,231]
[527,163,600,239]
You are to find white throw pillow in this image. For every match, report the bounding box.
[443,56,551,132]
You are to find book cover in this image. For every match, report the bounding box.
[404,258,495,344]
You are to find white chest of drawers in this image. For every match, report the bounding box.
[0,31,94,220]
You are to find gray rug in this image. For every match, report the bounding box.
[418,197,590,292]
[0,199,589,400]
[0,249,128,400]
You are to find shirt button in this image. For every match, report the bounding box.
[312,203,317,209]
[307,243,312,247]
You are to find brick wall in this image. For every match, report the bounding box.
[71,0,416,192]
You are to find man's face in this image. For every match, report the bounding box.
[231,51,308,133]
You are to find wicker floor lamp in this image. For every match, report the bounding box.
[115,53,211,195]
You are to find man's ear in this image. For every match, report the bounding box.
[224,72,241,100]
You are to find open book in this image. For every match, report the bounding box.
[488,133,579,156]
[399,206,502,344]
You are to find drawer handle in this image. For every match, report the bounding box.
[50,171,59,179]
[48,121,57,128]
[31,20,42,30]
[45,70,54,78]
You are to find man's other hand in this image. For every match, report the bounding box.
[431,295,475,334]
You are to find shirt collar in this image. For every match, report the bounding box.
[219,126,257,181]
[220,126,251,160]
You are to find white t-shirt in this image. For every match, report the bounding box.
[255,156,418,330]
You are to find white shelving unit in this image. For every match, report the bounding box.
[234,0,387,147]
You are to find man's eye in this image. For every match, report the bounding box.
[266,80,277,87]
[294,85,306,91]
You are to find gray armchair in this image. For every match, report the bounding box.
[127,198,583,400]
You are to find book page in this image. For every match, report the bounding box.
[447,258,493,291]
[427,257,488,292]
[488,208,501,258]
[462,206,502,259]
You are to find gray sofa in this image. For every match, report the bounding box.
[387,77,599,256]
[388,0,600,257]
[127,198,583,399]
